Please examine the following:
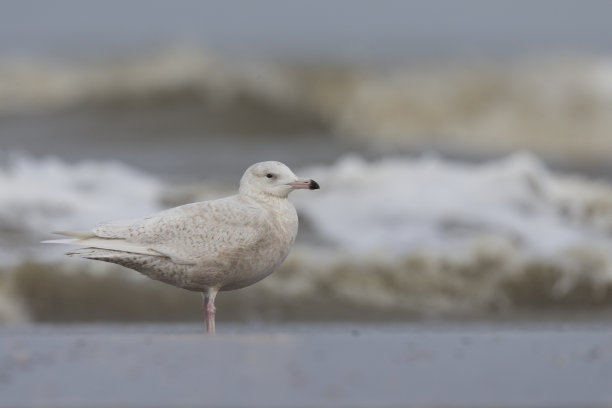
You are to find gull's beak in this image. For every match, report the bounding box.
[288,178,320,190]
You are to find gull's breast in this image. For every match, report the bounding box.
[217,198,298,291]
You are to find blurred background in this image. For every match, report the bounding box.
[2,0,612,325]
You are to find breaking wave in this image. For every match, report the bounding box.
[2,49,612,163]
[288,154,612,315]
[2,153,612,322]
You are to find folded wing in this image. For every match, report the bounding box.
[46,195,268,265]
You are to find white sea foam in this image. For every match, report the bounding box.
[295,153,612,259]
[0,154,162,264]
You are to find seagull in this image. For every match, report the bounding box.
[44,161,319,334]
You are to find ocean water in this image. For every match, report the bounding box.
[2,2,612,324]
[2,50,612,173]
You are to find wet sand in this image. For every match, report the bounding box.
[1,323,612,408]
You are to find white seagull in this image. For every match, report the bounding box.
[45,161,319,334]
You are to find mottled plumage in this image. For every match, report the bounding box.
[45,161,319,333]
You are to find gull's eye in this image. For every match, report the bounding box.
[266,173,274,179]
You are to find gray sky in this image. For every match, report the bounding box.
[1,0,612,61]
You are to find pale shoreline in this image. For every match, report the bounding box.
[1,322,612,408]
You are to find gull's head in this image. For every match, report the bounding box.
[239,161,320,198]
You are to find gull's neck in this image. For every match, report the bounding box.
[242,191,290,207]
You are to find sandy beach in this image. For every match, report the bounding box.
[2,322,612,408]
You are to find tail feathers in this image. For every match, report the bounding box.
[43,230,161,256]
[53,231,96,239]
[42,231,95,244]
[42,238,78,244]
[45,230,172,260]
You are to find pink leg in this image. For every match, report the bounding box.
[202,288,218,335]
[201,294,209,330]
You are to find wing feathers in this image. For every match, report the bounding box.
[44,233,164,258]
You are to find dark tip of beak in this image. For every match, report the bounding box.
[309,180,320,190]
